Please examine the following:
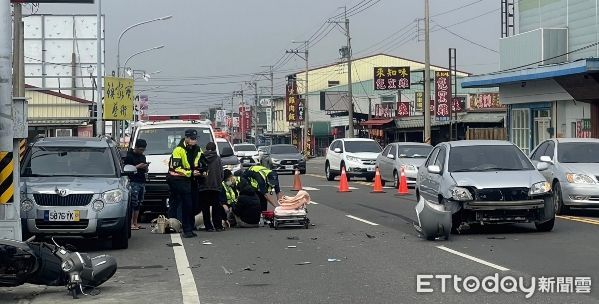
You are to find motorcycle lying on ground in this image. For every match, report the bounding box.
[0,236,117,299]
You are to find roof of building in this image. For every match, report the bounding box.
[461,58,599,88]
[25,84,93,104]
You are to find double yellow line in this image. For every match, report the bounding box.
[557,215,599,226]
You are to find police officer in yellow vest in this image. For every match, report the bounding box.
[242,165,282,211]
[167,129,204,238]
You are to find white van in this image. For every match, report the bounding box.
[128,115,216,214]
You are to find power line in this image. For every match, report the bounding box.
[431,0,483,17]
[432,21,498,53]
[347,0,382,17]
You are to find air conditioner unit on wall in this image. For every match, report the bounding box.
[55,129,73,137]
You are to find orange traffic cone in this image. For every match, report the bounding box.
[395,167,409,196]
[371,167,385,193]
[338,167,351,192]
[292,168,303,191]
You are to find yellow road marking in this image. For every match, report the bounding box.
[557,215,599,226]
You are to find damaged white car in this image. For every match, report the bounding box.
[416,140,555,233]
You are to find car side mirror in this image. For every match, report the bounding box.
[334,148,342,153]
[427,165,441,174]
[123,164,137,176]
[539,156,554,164]
[387,153,395,159]
[536,162,549,171]
[221,146,234,157]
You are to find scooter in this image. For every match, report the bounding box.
[0,236,117,299]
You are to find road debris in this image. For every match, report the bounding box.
[327,258,342,262]
[202,241,213,245]
[263,270,270,274]
[242,266,255,271]
[287,236,300,240]
[166,243,181,247]
[221,266,233,275]
[295,262,311,266]
[287,245,297,248]
[366,233,376,239]
[487,236,506,240]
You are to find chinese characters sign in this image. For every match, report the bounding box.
[397,102,410,117]
[104,77,134,121]
[468,93,505,110]
[577,119,592,138]
[286,76,304,122]
[435,71,451,121]
[238,105,252,135]
[415,92,424,112]
[452,96,466,113]
[374,104,395,118]
[306,128,312,155]
[374,67,411,90]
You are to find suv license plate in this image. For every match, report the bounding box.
[243,159,252,163]
[44,210,80,222]
[285,165,294,170]
[367,167,375,172]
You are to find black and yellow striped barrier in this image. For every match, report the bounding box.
[19,139,27,161]
[0,151,14,204]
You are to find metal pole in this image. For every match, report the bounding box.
[96,0,103,135]
[423,0,432,144]
[345,8,354,138]
[304,41,309,154]
[270,66,274,143]
[254,82,258,144]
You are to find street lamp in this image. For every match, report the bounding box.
[122,45,165,75]
[116,15,172,76]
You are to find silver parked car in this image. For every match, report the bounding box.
[20,137,136,249]
[376,142,432,188]
[530,138,599,214]
[416,140,555,232]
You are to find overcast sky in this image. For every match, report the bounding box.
[34,0,500,114]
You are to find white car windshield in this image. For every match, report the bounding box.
[137,127,212,155]
[344,141,382,153]
[235,144,257,152]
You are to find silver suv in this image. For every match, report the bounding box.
[20,137,136,249]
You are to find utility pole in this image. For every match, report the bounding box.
[345,8,354,138]
[253,82,258,145]
[269,66,274,144]
[96,0,104,135]
[423,0,432,144]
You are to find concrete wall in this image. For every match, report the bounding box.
[499,79,572,104]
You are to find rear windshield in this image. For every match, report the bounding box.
[558,142,599,163]
[448,145,535,172]
[344,141,382,153]
[136,127,212,155]
[271,145,298,154]
[397,146,432,158]
[22,146,116,177]
[216,141,232,155]
[235,144,257,152]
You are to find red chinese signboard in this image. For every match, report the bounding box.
[468,93,505,110]
[435,71,451,120]
[397,102,410,117]
[286,76,299,122]
[452,96,466,113]
[238,105,252,136]
[577,120,592,138]
[374,67,411,90]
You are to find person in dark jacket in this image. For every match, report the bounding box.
[198,142,224,231]
[231,175,262,227]
[124,139,148,230]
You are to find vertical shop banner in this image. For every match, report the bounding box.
[297,98,305,122]
[415,92,424,112]
[397,102,410,117]
[243,105,252,131]
[232,116,240,128]
[374,67,411,90]
[435,71,451,121]
[239,105,246,135]
[266,110,272,132]
[306,127,313,155]
[291,129,300,148]
[286,77,299,122]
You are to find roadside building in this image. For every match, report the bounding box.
[463,1,599,154]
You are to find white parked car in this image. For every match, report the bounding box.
[325,138,382,182]
[234,143,260,167]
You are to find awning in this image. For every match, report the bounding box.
[360,118,394,126]
[395,117,451,129]
[311,121,331,136]
[462,59,599,88]
[458,112,505,123]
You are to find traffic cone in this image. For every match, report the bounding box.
[395,167,409,196]
[371,167,385,193]
[338,167,351,192]
[292,168,303,191]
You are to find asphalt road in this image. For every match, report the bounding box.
[3,157,599,303]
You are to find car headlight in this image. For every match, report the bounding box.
[450,187,473,201]
[529,182,551,195]
[21,199,33,212]
[103,189,124,204]
[346,155,361,162]
[401,164,416,171]
[271,158,281,164]
[566,173,595,184]
[92,200,105,211]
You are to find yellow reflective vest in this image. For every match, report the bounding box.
[169,142,202,178]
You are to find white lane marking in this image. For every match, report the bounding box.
[171,233,201,304]
[309,201,319,205]
[346,215,379,226]
[302,186,320,191]
[436,245,510,272]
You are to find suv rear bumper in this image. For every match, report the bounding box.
[23,217,126,237]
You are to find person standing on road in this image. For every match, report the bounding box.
[124,139,148,230]
[167,129,203,238]
[242,165,281,211]
[198,142,224,232]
